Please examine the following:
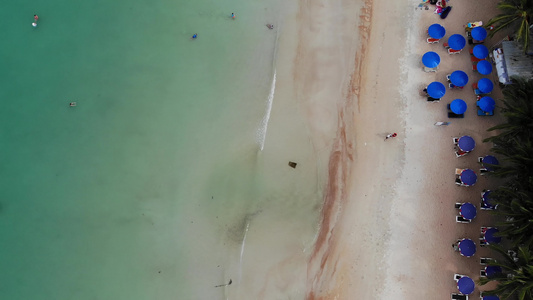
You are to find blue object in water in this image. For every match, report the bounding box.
[458,135,475,152]
[450,70,469,87]
[478,96,495,112]
[459,239,476,257]
[450,99,467,114]
[477,78,494,94]
[460,169,477,186]
[422,51,441,68]
[473,44,489,59]
[484,227,502,244]
[448,34,466,50]
[471,27,487,41]
[476,60,493,75]
[427,81,446,98]
[457,276,475,295]
[460,203,477,220]
[428,23,446,39]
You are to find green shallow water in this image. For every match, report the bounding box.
[0,0,321,299]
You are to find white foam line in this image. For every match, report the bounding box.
[237,222,250,283]
[257,70,276,151]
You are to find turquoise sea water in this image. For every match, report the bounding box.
[1,0,322,299]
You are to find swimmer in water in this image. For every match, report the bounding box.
[34,15,39,21]
[231,13,235,19]
[192,33,198,39]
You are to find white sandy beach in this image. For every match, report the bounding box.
[300,0,511,299]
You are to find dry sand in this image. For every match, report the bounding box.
[304,0,512,299]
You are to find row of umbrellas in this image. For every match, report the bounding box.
[430,23,500,300]
[457,228,502,257]
[425,78,494,97]
[423,51,493,75]
[428,23,488,44]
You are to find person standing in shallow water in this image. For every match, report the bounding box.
[231,13,235,19]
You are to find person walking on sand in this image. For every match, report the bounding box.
[385,133,397,140]
[231,13,235,19]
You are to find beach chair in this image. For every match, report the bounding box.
[455,203,462,209]
[443,42,450,49]
[480,269,487,277]
[480,168,489,175]
[477,108,494,116]
[480,257,494,265]
[451,293,468,300]
[454,273,465,281]
[427,37,440,44]
[456,150,467,158]
[471,56,485,63]
[456,168,464,175]
[455,178,463,185]
[479,238,487,247]
[424,66,438,73]
[448,48,462,55]
[427,97,440,102]
[449,83,464,89]
[456,215,471,223]
[453,137,459,144]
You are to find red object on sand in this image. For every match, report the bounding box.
[392,133,397,137]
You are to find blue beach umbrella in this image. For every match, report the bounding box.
[450,99,467,114]
[477,78,494,94]
[478,96,496,112]
[428,23,446,39]
[477,60,493,75]
[482,155,499,171]
[460,203,477,220]
[485,265,503,278]
[457,276,475,295]
[459,238,476,257]
[482,190,496,209]
[473,44,489,59]
[450,70,469,87]
[422,51,441,68]
[460,169,477,186]
[484,227,502,244]
[482,296,500,300]
[458,136,475,152]
[448,34,466,50]
[427,82,446,98]
[472,27,488,41]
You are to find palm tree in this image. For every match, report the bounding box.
[485,77,533,143]
[479,245,533,300]
[487,0,533,51]
[492,187,533,247]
